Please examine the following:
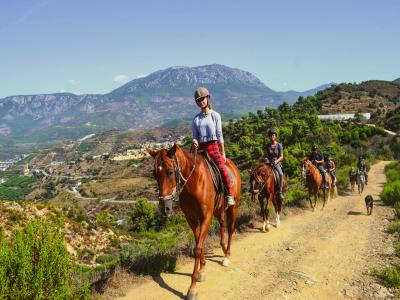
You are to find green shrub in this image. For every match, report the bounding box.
[381,180,400,205]
[285,186,308,206]
[387,220,400,234]
[120,231,181,275]
[396,241,400,257]
[96,211,116,227]
[130,197,156,232]
[373,265,400,287]
[394,202,400,221]
[387,169,400,183]
[0,219,89,299]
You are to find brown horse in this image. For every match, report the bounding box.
[147,144,241,300]
[249,163,286,232]
[301,159,332,210]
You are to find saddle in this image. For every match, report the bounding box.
[268,164,280,191]
[199,151,234,210]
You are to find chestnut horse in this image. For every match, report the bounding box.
[302,159,332,210]
[147,144,241,300]
[248,164,286,232]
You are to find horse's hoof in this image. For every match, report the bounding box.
[198,272,206,282]
[222,257,230,267]
[187,290,198,300]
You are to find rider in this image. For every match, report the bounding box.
[324,154,336,185]
[264,128,284,200]
[191,87,235,206]
[357,156,368,185]
[308,145,328,189]
[348,166,357,182]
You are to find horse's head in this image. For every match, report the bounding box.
[301,158,312,179]
[248,165,265,201]
[147,144,179,217]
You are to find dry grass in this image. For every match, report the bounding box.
[91,267,144,300]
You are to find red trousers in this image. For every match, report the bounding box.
[199,141,233,196]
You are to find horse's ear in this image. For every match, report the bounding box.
[146,148,157,158]
[167,143,177,158]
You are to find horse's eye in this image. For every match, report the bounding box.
[168,170,174,177]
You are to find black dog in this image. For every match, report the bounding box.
[365,195,373,215]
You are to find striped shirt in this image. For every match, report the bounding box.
[192,110,224,144]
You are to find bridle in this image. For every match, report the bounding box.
[249,166,272,200]
[302,161,313,178]
[157,149,198,202]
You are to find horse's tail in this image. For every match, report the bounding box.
[333,184,338,198]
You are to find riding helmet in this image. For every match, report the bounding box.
[312,145,318,151]
[194,87,210,101]
[268,128,278,136]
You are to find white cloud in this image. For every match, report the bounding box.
[114,74,129,82]
[68,79,80,85]
[59,89,66,93]
[136,74,148,79]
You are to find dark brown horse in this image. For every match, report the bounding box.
[301,159,332,210]
[147,144,241,300]
[248,164,286,232]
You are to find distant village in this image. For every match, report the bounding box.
[0,135,186,183]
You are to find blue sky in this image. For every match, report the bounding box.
[0,0,399,98]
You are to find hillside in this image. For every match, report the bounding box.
[394,78,400,85]
[312,80,400,114]
[0,64,328,147]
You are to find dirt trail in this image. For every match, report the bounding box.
[119,161,395,300]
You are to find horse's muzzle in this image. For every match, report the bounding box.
[161,199,173,217]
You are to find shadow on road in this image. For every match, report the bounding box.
[151,275,186,299]
[347,211,364,216]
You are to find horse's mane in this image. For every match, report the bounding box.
[304,159,320,176]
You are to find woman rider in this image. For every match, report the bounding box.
[324,154,336,185]
[264,128,284,200]
[191,87,235,206]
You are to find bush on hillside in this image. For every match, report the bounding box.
[0,219,89,299]
[381,181,400,205]
[130,197,156,232]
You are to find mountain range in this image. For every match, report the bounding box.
[0,64,331,143]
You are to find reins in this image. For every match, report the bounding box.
[158,149,198,202]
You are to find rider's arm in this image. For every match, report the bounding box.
[191,117,199,146]
[275,143,284,164]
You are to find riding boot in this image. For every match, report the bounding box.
[278,177,284,200]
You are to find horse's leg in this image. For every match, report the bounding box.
[258,194,267,232]
[308,186,313,210]
[187,215,212,299]
[218,210,228,256]
[265,195,272,232]
[224,204,238,266]
[186,218,205,283]
[275,194,282,227]
[314,189,318,211]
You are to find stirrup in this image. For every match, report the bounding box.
[226,195,235,206]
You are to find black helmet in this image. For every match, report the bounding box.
[268,128,277,136]
[312,145,318,151]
